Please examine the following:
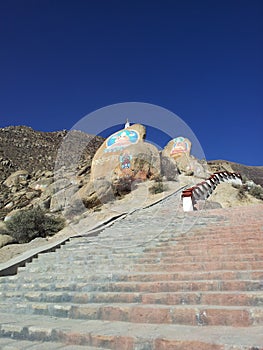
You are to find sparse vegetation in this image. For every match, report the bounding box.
[5,207,65,243]
[112,176,135,197]
[249,185,263,200]
[236,186,247,200]
[232,183,263,201]
[149,177,168,195]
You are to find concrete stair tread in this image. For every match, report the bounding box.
[0,312,262,349]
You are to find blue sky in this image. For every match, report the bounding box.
[0,0,262,165]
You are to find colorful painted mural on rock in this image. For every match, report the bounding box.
[120,153,132,169]
[170,136,191,157]
[104,129,139,153]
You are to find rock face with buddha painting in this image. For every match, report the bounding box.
[162,136,193,173]
[79,123,160,207]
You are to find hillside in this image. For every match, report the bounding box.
[0,126,104,182]
[0,125,104,221]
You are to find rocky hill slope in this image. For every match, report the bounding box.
[0,126,104,221]
[0,125,103,181]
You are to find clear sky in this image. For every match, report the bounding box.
[0,0,262,165]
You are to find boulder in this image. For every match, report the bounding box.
[160,155,179,181]
[162,137,192,173]
[77,179,113,208]
[86,124,160,205]
[163,137,191,159]
[3,170,29,187]
[29,178,53,191]
[4,209,21,222]
[0,234,15,248]
[50,185,79,213]
[91,124,146,180]
[84,124,160,205]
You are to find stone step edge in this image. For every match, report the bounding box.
[1,300,263,313]
[0,186,187,277]
[2,290,263,297]
[0,337,110,350]
[0,313,262,349]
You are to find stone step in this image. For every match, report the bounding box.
[0,337,107,349]
[33,249,263,262]
[65,235,263,249]
[0,302,262,327]
[44,249,263,265]
[15,253,263,273]
[1,312,262,350]
[147,240,263,251]
[144,241,263,252]
[20,253,263,272]
[13,262,263,279]
[172,234,263,245]
[2,269,262,285]
[137,254,263,264]
[1,290,263,307]
[1,280,262,293]
[134,261,263,271]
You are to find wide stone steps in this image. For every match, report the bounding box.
[0,313,262,349]
[0,201,262,349]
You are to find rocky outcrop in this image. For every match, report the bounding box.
[0,126,104,221]
[162,136,207,177]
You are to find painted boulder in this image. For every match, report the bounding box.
[80,124,160,207]
[162,136,193,173]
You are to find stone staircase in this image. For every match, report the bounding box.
[0,193,263,349]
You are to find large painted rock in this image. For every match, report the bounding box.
[163,136,191,159]
[79,124,160,207]
[162,136,193,173]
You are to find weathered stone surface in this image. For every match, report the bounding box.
[0,234,15,248]
[3,209,22,221]
[160,155,179,181]
[194,200,222,210]
[3,170,29,187]
[77,180,112,209]
[50,186,79,213]
[29,178,53,191]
